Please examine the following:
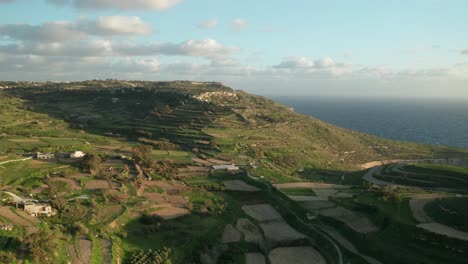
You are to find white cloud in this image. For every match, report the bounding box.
[0,22,86,42]
[115,39,238,59]
[0,17,154,42]
[47,0,182,10]
[196,19,218,29]
[274,57,315,69]
[274,57,336,70]
[82,16,153,36]
[233,19,248,30]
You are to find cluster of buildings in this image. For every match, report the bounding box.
[35,150,86,160]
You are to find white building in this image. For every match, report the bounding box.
[23,202,55,217]
[70,151,86,159]
[212,164,240,171]
[36,152,55,160]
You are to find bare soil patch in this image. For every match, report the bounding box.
[241,204,282,222]
[67,245,81,264]
[0,207,34,227]
[85,180,111,190]
[245,253,266,264]
[320,206,378,233]
[142,192,166,203]
[260,222,306,245]
[166,195,188,207]
[99,238,113,264]
[221,224,241,243]
[152,204,189,220]
[77,238,93,264]
[223,180,260,192]
[191,158,212,166]
[418,223,468,241]
[15,209,40,224]
[268,247,326,264]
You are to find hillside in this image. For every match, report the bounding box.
[1,81,466,180]
[1,80,468,264]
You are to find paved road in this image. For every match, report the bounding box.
[1,192,30,203]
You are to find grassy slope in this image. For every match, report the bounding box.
[1,81,468,263]
[2,82,467,171]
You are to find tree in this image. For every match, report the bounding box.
[132,145,155,170]
[81,154,101,175]
[24,230,58,262]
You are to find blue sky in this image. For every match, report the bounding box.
[0,0,467,98]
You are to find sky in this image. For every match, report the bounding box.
[0,0,467,98]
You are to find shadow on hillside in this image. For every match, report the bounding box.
[300,167,366,185]
[8,87,226,151]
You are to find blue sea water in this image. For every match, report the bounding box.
[270,96,468,150]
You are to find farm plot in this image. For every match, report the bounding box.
[245,252,266,264]
[300,201,336,210]
[319,206,378,233]
[95,205,125,224]
[288,196,328,202]
[236,218,264,244]
[409,194,447,223]
[142,192,166,203]
[417,223,468,241]
[143,181,186,194]
[223,180,260,192]
[221,224,241,243]
[85,180,111,190]
[151,204,190,220]
[0,206,37,233]
[99,238,113,264]
[76,238,93,264]
[260,222,307,245]
[241,204,282,222]
[67,245,81,264]
[49,177,81,191]
[274,182,349,189]
[268,247,326,264]
[166,195,188,207]
[191,158,212,166]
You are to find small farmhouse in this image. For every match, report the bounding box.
[212,164,240,171]
[23,202,55,217]
[70,151,86,159]
[36,152,55,160]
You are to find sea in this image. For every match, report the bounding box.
[270,96,468,150]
